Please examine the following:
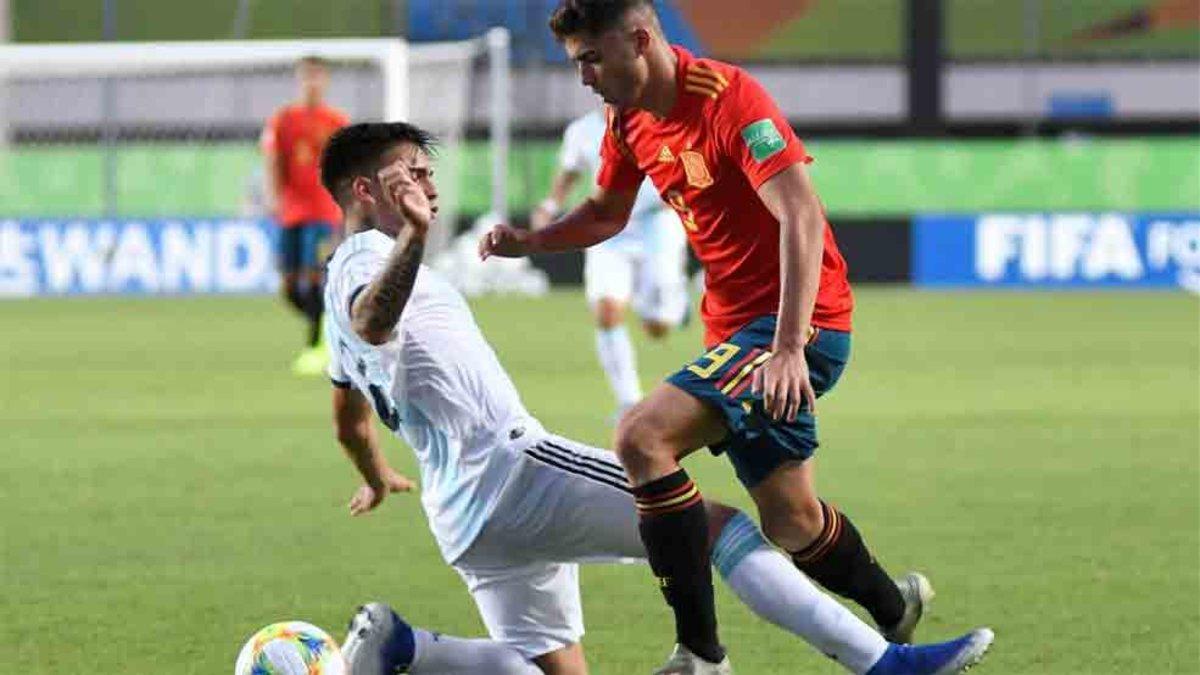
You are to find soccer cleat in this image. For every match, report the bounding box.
[291,345,329,376]
[342,602,415,675]
[652,644,733,675]
[882,572,936,644]
[866,628,994,675]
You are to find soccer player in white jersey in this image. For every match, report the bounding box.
[319,122,994,675]
[532,108,689,417]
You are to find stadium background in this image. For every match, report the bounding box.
[1,1,1197,674]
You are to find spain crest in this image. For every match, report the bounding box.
[679,150,713,189]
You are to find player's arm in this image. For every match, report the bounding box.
[530,169,582,230]
[755,163,824,420]
[350,225,425,345]
[718,70,823,421]
[350,162,433,345]
[332,385,414,515]
[480,182,638,258]
[260,115,286,216]
[537,185,638,250]
[480,112,643,259]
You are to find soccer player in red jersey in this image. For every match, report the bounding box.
[481,2,993,673]
[261,55,350,374]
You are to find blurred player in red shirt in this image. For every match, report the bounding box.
[261,55,349,374]
[481,2,992,673]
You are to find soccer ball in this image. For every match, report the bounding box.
[234,621,347,675]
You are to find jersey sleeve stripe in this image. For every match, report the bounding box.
[685,83,723,99]
[687,65,729,88]
[686,68,728,89]
[330,378,352,389]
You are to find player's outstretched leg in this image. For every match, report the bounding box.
[866,629,994,675]
[709,507,993,674]
[343,602,539,675]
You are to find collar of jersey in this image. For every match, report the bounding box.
[663,44,696,121]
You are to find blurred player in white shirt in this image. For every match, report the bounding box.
[532,109,689,417]
[320,122,991,675]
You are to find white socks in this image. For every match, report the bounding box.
[404,511,891,674]
[594,325,642,407]
[407,628,540,674]
[712,512,889,674]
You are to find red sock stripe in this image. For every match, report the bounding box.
[637,488,704,515]
[714,348,764,391]
[635,480,695,507]
[793,503,843,564]
[636,483,702,514]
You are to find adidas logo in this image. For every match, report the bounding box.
[657,145,675,163]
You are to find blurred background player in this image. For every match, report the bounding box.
[260,55,350,375]
[531,107,689,418]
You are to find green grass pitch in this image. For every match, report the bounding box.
[2,288,1197,673]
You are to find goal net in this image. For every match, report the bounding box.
[0,31,511,297]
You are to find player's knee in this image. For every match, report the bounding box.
[704,501,741,544]
[759,498,824,551]
[532,643,587,675]
[488,647,537,674]
[612,406,666,474]
[642,319,670,340]
[594,299,625,329]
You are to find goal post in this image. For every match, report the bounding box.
[0,30,510,283]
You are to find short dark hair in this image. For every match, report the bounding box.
[297,54,331,69]
[320,122,437,205]
[549,0,654,40]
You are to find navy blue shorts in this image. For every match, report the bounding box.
[278,221,334,272]
[666,315,851,489]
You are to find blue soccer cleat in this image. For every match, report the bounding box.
[342,602,416,675]
[867,628,994,675]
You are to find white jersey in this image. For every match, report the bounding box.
[559,110,665,245]
[325,229,533,563]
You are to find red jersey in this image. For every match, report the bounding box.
[597,47,854,346]
[261,103,349,228]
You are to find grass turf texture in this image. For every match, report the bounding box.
[1,289,1196,673]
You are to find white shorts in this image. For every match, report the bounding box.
[452,431,645,659]
[584,209,689,327]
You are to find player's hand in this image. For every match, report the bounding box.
[478,224,534,260]
[752,345,816,423]
[348,469,416,516]
[382,467,416,493]
[377,160,433,236]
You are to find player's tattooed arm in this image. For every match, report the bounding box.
[351,226,425,345]
[351,158,434,345]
